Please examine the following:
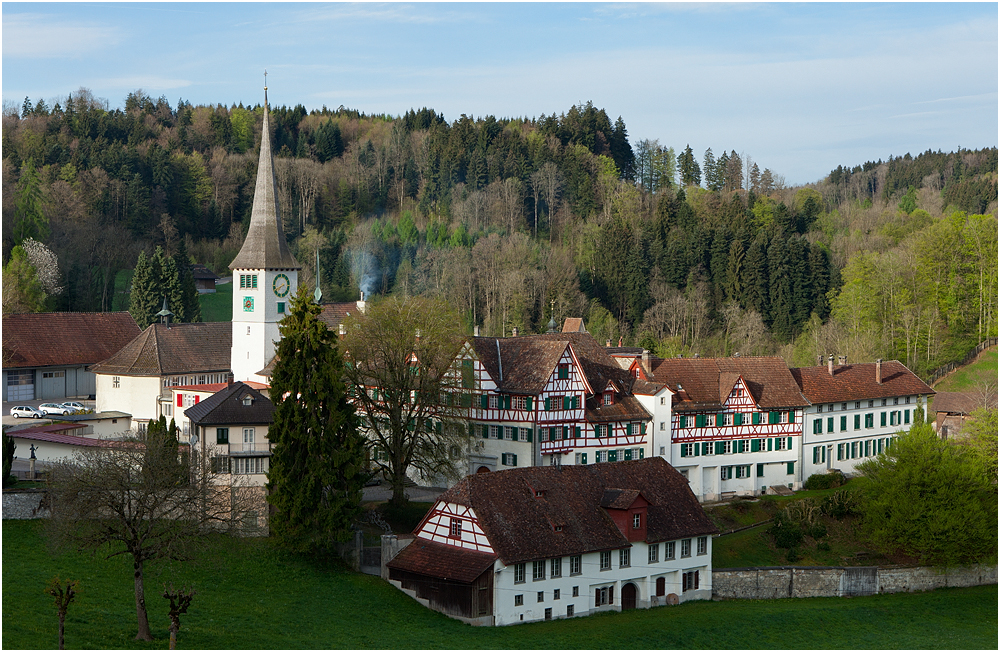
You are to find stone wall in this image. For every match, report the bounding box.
[714,565,997,600]
[2,489,49,519]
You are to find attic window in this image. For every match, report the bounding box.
[633,513,641,529]
[535,490,544,498]
[603,392,613,406]
[555,525,563,532]
[242,396,253,406]
[733,387,744,397]
[557,363,569,379]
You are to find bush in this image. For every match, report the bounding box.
[809,522,828,539]
[770,512,805,549]
[817,541,831,551]
[821,489,859,519]
[804,471,845,490]
[786,547,800,562]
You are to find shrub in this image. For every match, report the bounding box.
[804,471,845,490]
[809,522,828,539]
[817,541,831,551]
[770,512,805,549]
[821,489,859,519]
[786,547,800,562]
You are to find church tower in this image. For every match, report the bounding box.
[230,83,300,382]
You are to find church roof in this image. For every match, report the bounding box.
[2,312,140,369]
[90,322,231,377]
[229,91,299,271]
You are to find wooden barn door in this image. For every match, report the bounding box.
[621,582,637,610]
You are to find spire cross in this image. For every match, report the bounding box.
[264,69,267,90]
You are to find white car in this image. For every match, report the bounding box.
[10,406,43,419]
[39,403,71,416]
[61,402,87,412]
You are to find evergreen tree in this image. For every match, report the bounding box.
[128,251,161,329]
[267,286,365,553]
[173,239,201,323]
[703,148,720,191]
[678,144,701,187]
[13,160,49,245]
[767,235,794,341]
[742,233,770,320]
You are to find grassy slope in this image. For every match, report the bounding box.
[198,281,232,322]
[3,520,995,650]
[931,346,997,394]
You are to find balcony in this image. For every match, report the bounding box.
[229,442,272,456]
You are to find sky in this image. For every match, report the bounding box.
[3,2,997,186]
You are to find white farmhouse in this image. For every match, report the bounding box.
[386,457,717,626]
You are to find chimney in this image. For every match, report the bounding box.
[512,326,519,337]
[828,354,834,376]
[227,373,235,387]
[838,355,847,366]
[641,349,650,372]
[357,291,367,314]
[618,336,623,347]
[606,339,612,347]
[338,323,346,337]
[876,358,883,384]
[474,325,480,337]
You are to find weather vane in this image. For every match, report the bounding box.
[264,69,267,90]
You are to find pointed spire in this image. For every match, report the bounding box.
[156,295,174,327]
[229,79,300,271]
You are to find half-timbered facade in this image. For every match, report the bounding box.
[458,332,655,474]
[791,358,934,477]
[387,458,718,625]
[650,356,810,501]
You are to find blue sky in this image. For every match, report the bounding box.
[3,2,996,185]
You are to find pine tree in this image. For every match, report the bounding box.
[267,286,365,554]
[703,148,719,191]
[173,239,201,323]
[128,251,161,329]
[13,160,49,245]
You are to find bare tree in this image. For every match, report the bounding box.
[162,584,196,650]
[46,431,261,641]
[532,162,564,244]
[45,576,79,650]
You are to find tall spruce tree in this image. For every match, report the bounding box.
[174,239,202,323]
[128,251,161,329]
[267,286,364,554]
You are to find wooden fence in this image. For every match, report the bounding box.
[926,338,997,386]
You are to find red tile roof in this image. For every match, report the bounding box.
[386,539,497,583]
[173,382,268,392]
[2,312,140,369]
[90,322,231,377]
[652,357,808,412]
[9,427,118,447]
[790,361,934,404]
[317,302,365,330]
[932,391,993,415]
[433,458,717,565]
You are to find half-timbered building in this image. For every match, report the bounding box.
[386,458,718,625]
[791,357,934,476]
[649,356,810,501]
[459,332,656,473]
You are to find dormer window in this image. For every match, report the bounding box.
[633,513,641,529]
[242,395,253,406]
[449,518,462,538]
[535,490,544,498]
[603,391,613,406]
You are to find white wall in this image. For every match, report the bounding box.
[95,374,162,424]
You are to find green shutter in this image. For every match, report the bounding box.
[680,445,687,458]
[854,414,861,430]
[512,454,517,466]
[904,409,910,424]
[575,426,581,438]
[679,415,687,428]
[788,411,795,424]
[736,440,743,453]
[767,438,773,451]
[527,429,533,443]
[769,411,779,424]
[813,446,819,464]
[581,453,587,464]
[639,448,644,459]
[482,425,489,439]
[787,461,794,475]
[840,416,847,431]
[702,442,710,455]
[827,417,833,432]
[468,423,475,436]
[880,412,886,427]
[696,414,706,428]
[609,449,618,462]
[624,448,633,460]
[813,419,821,434]
[787,437,792,450]
[756,463,764,477]
[626,422,633,436]
[545,397,551,411]
[752,412,760,425]
[526,396,533,411]
[481,394,489,409]
[734,413,743,426]
[751,439,760,452]
[716,413,725,427]
[837,444,843,460]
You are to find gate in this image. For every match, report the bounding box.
[621,582,637,610]
[841,567,877,596]
[360,546,382,575]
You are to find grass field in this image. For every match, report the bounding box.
[199,281,232,322]
[3,520,995,650]
[931,346,997,394]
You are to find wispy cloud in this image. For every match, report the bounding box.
[2,13,119,58]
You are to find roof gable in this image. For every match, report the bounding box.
[790,361,934,404]
[90,322,231,377]
[3,312,140,369]
[184,381,274,425]
[652,356,809,411]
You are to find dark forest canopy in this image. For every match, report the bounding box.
[3,88,997,378]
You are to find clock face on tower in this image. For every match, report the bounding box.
[273,273,290,298]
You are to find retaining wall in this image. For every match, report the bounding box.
[713,564,997,599]
[2,489,49,519]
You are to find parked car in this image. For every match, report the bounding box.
[10,406,43,419]
[39,403,71,416]
[61,401,87,412]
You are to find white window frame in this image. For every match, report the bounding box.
[551,557,562,578]
[570,555,582,575]
[533,560,545,581]
[681,538,691,558]
[514,563,526,584]
[600,551,611,570]
[665,541,676,559]
[649,543,659,563]
[619,548,630,568]
[697,536,708,555]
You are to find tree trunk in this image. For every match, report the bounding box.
[133,558,153,640]
[58,612,65,649]
[169,624,178,650]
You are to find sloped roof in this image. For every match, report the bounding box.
[317,302,364,330]
[229,95,299,271]
[790,361,934,404]
[386,539,497,583]
[561,317,586,333]
[190,264,219,280]
[932,392,984,415]
[184,382,274,426]
[472,337,570,395]
[433,458,717,565]
[586,393,650,423]
[89,322,231,377]
[2,312,140,369]
[651,356,809,411]
[534,332,642,400]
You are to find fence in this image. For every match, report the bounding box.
[926,338,997,386]
[712,564,997,600]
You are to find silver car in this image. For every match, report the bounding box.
[61,401,87,412]
[10,406,44,419]
[39,403,71,416]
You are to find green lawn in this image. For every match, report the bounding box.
[932,346,997,393]
[198,281,232,322]
[3,520,995,649]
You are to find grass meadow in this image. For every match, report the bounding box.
[931,345,997,394]
[3,520,995,650]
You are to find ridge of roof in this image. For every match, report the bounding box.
[2,312,140,369]
[90,322,231,376]
[790,360,935,403]
[184,381,274,425]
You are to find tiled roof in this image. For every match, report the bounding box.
[790,361,934,404]
[651,357,809,412]
[2,312,140,369]
[89,322,231,377]
[386,538,497,583]
[931,392,990,415]
[561,317,586,333]
[229,99,300,271]
[184,382,274,426]
[433,458,717,565]
[317,302,364,330]
[472,337,570,395]
[534,332,643,400]
[585,393,650,423]
[9,426,116,448]
[190,264,219,280]
[173,382,268,393]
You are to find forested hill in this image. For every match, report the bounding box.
[3,89,997,379]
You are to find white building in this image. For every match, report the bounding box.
[791,357,935,477]
[386,457,717,625]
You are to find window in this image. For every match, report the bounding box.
[620,548,630,567]
[569,555,582,575]
[243,427,255,446]
[649,543,659,563]
[780,411,790,424]
[720,466,733,481]
[865,413,874,428]
[514,594,523,606]
[603,391,613,405]
[572,586,579,597]
[722,412,734,426]
[682,570,700,592]
[775,437,788,451]
[519,427,529,442]
[501,453,518,466]
[504,426,515,440]
[488,395,499,409]
[735,465,751,479]
[567,604,574,617]
[551,557,562,578]
[537,591,544,603]
[533,560,545,581]
[681,539,691,558]
[722,440,733,454]
[881,398,887,406]
[633,513,641,529]
[553,588,560,600]
[233,457,267,474]
[595,586,613,606]
[514,563,526,584]
[489,425,501,439]
[905,395,911,404]
[665,541,675,559]
[449,518,462,539]
[558,363,569,379]
[600,551,611,570]
[659,421,666,431]
[113,376,120,388]
[787,461,795,475]
[660,396,666,405]
[681,443,694,457]
[813,419,823,434]
[697,536,707,555]
[211,456,230,473]
[277,301,285,314]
